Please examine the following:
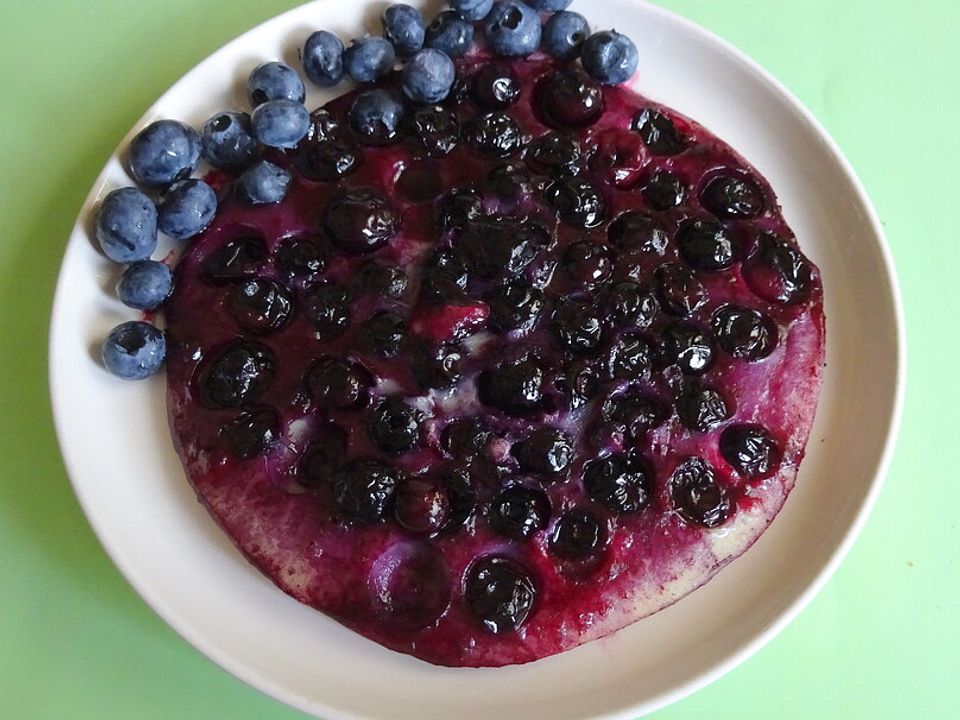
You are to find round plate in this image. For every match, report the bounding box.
[48,1,904,718]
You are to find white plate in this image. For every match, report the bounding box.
[49,1,904,718]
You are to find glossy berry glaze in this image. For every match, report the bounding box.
[164,55,824,667]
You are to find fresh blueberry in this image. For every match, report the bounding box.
[527,0,572,9]
[343,36,396,83]
[712,305,778,360]
[543,11,589,60]
[250,98,310,149]
[349,89,406,145]
[222,406,280,459]
[226,278,294,334]
[116,260,173,310]
[670,458,730,528]
[247,62,305,106]
[484,1,542,58]
[720,424,782,479]
[302,30,345,87]
[201,111,261,171]
[303,283,351,339]
[701,172,764,219]
[236,160,291,205]
[157,179,217,241]
[305,357,372,410]
[583,454,652,514]
[382,4,425,56]
[95,187,158,263]
[402,48,456,104]
[198,341,276,408]
[465,556,537,634]
[549,509,605,560]
[367,398,423,454]
[661,321,715,375]
[323,188,399,255]
[581,30,639,85]
[471,64,521,109]
[489,485,551,541]
[607,211,667,253]
[477,356,545,416]
[202,233,267,284]
[425,11,474,58]
[451,0,494,21]
[537,67,605,128]
[334,459,401,522]
[512,428,573,475]
[101,321,165,380]
[407,106,460,158]
[128,120,200,188]
[464,111,524,157]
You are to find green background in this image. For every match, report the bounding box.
[1,0,956,717]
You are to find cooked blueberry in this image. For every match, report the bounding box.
[407,105,460,157]
[675,382,731,432]
[557,361,600,410]
[334,459,400,522]
[302,30,345,87]
[382,4,426,56]
[444,467,481,529]
[549,509,605,560]
[466,555,536,634]
[303,283,351,339]
[412,342,463,389]
[450,0,494,21]
[552,299,604,354]
[274,236,327,285]
[251,98,310,149]
[608,211,668,254]
[202,234,267,284]
[394,476,450,534]
[439,189,482,230]
[101,321,165,380]
[642,169,686,210]
[293,137,361,181]
[586,128,647,188]
[701,173,764,219]
[661,321,715,375]
[583,454,652,514]
[236,160,291,205]
[349,89,406,145]
[489,486,551,540]
[471,64,521,109]
[743,233,813,304]
[455,215,545,278]
[670,457,730,528]
[368,398,422,454]
[655,263,706,317]
[526,133,581,177]
[305,357,372,410]
[425,11,474,57]
[721,424,781,479]
[441,418,490,457]
[128,120,200,188]
[486,162,536,200]
[602,391,668,438]
[355,262,407,299]
[487,279,543,333]
[477,356,545,416]
[484,1,541,58]
[96,188,158,264]
[603,281,658,328]
[713,305,778,360]
[227,278,294,334]
[403,48,456,104]
[564,241,611,288]
[343,36,397,83]
[157,179,217,241]
[248,62,305,106]
[545,176,606,228]
[581,30,638,85]
[199,341,276,408]
[606,332,655,380]
[307,109,344,142]
[299,424,348,487]
[201,111,261,171]
[323,188,399,255]
[633,108,687,155]
[677,218,738,271]
[538,68,605,129]
[222,406,280,459]
[116,260,173,310]
[543,11,590,60]
[357,311,406,358]
[420,249,468,302]
[464,112,523,158]
[512,428,573,475]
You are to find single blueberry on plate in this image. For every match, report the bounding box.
[552,299,604,354]
[95,187,158,263]
[247,61,305,106]
[128,119,200,188]
[302,30,345,87]
[581,30,639,85]
[412,342,463,389]
[343,36,397,83]
[451,0,494,21]
[157,179,217,241]
[465,556,537,634]
[425,11,475,58]
[484,1,542,58]
[527,0,572,9]
[101,321,165,380]
[544,176,606,227]
[382,4,426,56]
[633,108,688,155]
[236,160,292,205]
[642,169,686,210]
[655,263,706,317]
[486,279,543,333]
[441,418,490,458]
[402,48,456,104]
[606,332,655,380]
[743,233,814,305]
[349,89,406,145]
[250,98,310,149]
[543,11,590,60]
[602,280,658,328]
[201,111,261,171]
[116,260,173,310]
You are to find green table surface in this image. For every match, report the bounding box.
[1,1,956,717]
